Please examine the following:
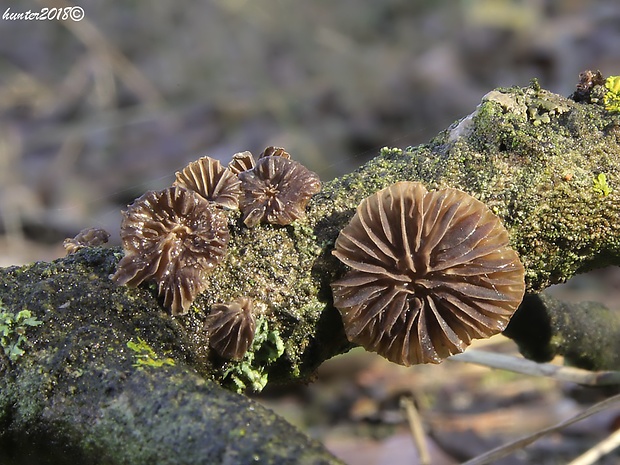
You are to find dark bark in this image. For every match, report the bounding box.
[505,294,620,371]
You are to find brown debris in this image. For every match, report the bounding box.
[571,70,606,103]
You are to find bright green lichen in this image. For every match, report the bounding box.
[127,337,175,369]
[593,173,612,196]
[0,306,42,361]
[604,76,620,112]
[222,317,285,393]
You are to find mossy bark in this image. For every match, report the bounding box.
[0,83,619,463]
[0,250,342,464]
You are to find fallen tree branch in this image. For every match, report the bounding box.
[1,82,619,463]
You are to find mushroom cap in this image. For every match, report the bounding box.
[205,297,256,360]
[238,156,321,227]
[258,146,290,160]
[331,181,525,366]
[112,186,229,315]
[63,227,110,255]
[174,156,241,209]
[228,151,256,175]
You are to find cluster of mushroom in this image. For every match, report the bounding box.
[111,147,321,360]
[110,143,525,368]
[331,181,526,366]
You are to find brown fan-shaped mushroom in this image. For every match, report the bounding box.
[331,181,525,366]
[228,147,291,175]
[112,186,229,315]
[228,151,256,175]
[205,297,256,360]
[174,156,241,209]
[258,146,290,160]
[63,227,110,255]
[238,156,321,227]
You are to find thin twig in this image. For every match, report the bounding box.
[567,427,620,465]
[462,393,620,465]
[401,395,431,465]
[450,349,620,386]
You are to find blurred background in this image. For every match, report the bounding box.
[2,0,620,463]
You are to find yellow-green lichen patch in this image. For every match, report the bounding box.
[593,173,612,196]
[604,75,620,112]
[127,337,175,369]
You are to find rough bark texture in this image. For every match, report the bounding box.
[0,83,619,463]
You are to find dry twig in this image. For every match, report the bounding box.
[450,349,620,386]
[463,394,620,465]
[401,395,431,465]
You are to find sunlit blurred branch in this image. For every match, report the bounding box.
[450,349,620,386]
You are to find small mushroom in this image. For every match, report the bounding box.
[228,151,256,175]
[238,156,321,227]
[331,181,525,366]
[174,156,241,209]
[112,186,229,315]
[205,297,256,360]
[228,147,291,175]
[63,227,110,255]
[258,146,290,160]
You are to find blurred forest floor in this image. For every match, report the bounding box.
[1,0,620,463]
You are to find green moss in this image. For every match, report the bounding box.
[604,75,620,112]
[222,317,285,393]
[126,337,175,369]
[0,306,42,361]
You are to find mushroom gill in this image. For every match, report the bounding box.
[238,156,321,227]
[112,186,229,315]
[174,156,241,209]
[205,297,256,360]
[331,181,525,366]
